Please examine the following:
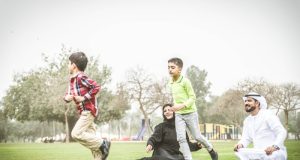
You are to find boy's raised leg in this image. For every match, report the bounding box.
[99,138,111,160]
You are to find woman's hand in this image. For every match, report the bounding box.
[146,144,153,153]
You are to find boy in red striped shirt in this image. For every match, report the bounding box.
[64,52,110,160]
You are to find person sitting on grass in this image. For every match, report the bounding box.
[139,103,202,160]
[234,92,287,160]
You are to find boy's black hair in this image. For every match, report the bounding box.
[168,57,183,68]
[69,52,88,71]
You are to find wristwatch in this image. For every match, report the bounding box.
[272,145,280,150]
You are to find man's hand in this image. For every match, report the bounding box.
[146,144,153,153]
[234,144,243,152]
[74,96,85,102]
[64,94,74,102]
[265,146,278,155]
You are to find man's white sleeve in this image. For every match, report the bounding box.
[267,115,287,147]
[238,119,252,147]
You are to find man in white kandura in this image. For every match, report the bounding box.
[234,92,287,160]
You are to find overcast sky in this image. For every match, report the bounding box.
[0,0,300,99]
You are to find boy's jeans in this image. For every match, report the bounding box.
[175,112,213,160]
[71,111,103,159]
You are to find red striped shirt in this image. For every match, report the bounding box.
[64,72,100,117]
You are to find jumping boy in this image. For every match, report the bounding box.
[64,52,110,160]
[168,57,218,160]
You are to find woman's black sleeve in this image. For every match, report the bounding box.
[147,123,163,148]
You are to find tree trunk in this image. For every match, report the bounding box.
[284,110,289,139]
[143,111,152,138]
[145,116,152,137]
[118,121,121,140]
[52,121,56,137]
[40,121,45,140]
[64,106,70,143]
[139,102,150,140]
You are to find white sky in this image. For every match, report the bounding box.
[0,0,300,99]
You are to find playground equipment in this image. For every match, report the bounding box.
[133,119,149,140]
[199,123,239,140]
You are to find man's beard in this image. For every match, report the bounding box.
[245,105,255,112]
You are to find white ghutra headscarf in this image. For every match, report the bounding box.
[242,92,268,109]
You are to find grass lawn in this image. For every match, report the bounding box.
[0,140,299,160]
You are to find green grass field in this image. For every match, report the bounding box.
[0,140,299,160]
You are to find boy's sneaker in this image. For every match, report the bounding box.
[99,139,111,160]
[209,149,218,160]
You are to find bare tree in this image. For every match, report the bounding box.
[272,83,300,131]
[237,78,277,108]
[126,67,171,137]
